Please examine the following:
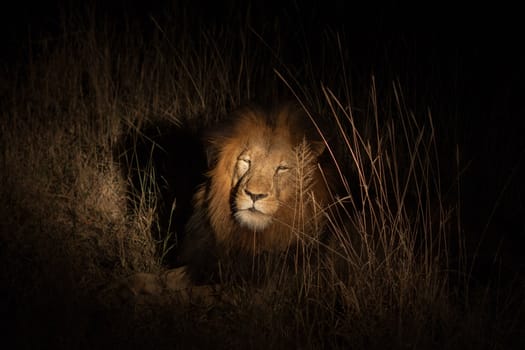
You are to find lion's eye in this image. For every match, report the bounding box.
[237,157,251,173]
[276,164,290,174]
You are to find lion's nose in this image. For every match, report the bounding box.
[244,189,268,202]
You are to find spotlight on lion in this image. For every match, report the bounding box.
[112,82,465,347]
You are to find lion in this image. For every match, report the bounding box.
[178,103,332,284]
[116,103,333,298]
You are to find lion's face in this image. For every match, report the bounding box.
[231,135,296,231]
[200,104,329,253]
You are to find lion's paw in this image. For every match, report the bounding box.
[99,267,191,305]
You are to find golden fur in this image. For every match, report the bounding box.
[184,103,331,258]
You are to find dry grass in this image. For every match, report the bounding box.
[1,6,523,350]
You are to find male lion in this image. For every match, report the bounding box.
[119,103,333,298]
[178,103,332,285]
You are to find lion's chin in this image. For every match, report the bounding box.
[234,209,272,231]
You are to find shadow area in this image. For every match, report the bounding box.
[116,122,207,267]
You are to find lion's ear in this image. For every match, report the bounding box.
[202,122,234,169]
[310,140,326,158]
[204,139,222,168]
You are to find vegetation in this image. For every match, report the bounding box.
[1,4,523,349]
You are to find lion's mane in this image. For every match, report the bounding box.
[179,103,332,283]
